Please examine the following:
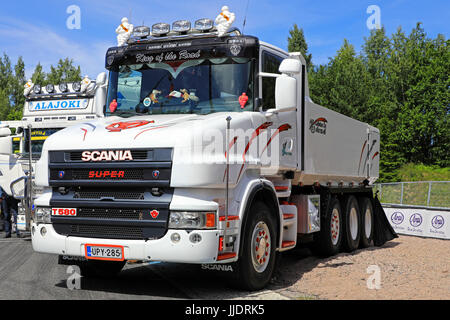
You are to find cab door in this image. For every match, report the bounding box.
[259,48,298,172]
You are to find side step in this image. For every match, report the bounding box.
[279,202,297,252]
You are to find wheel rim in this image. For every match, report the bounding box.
[251,221,271,273]
[330,208,340,246]
[349,207,358,240]
[364,207,372,239]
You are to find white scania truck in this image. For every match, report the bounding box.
[31,15,390,290]
[0,75,107,231]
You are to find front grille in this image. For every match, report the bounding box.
[74,190,145,200]
[69,150,149,161]
[69,225,144,240]
[76,208,147,220]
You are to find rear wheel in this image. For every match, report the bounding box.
[232,201,277,291]
[359,197,374,248]
[79,260,126,278]
[310,196,343,257]
[343,196,361,252]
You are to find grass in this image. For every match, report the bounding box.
[376,182,450,208]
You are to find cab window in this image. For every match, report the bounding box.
[261,51,284,110]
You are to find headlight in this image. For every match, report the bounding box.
[35,207,52,224]
[169,211,216,230]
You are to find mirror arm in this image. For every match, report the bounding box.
[263,107,297,117]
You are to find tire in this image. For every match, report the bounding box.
[342,195,361,252]
[359,197,374,248]
[79,260,126,278]
[310,196,343,257]
[232,201,277,291]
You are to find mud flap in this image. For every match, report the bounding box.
[372,195,398,246]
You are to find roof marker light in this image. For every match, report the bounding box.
[152,23,170,36]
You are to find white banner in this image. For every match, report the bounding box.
[383,206,449,240]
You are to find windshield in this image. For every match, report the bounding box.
[106,57,254,117]
[23,128,62,158]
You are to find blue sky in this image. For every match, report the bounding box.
[0,0,448,78]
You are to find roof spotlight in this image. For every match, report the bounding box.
[152,23,170,36]
[33,85,41,95]
[172,20,191,34]
[59,83,68,93]
[72,82,82,92]
[194,18,214,32]
[133,26,151,38]
[46,84,55,94]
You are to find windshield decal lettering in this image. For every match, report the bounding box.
[135,50,202,64]
[29,99,88,112]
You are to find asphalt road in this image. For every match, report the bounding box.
[0,232,297,300]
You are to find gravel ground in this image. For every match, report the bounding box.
[271,235,450,300]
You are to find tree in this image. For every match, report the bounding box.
[288,24,312,70]
[305,23,449,181]
[46,58,82,85]
[31,63,47,85]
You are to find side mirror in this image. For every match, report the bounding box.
[0,127,11,138]
[275,74,297,110]
[0,136,12,155]
[279,58,301,74]
[96,72,107,86]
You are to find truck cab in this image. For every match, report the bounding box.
[31,12,384,290]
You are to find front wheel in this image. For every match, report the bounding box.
[232,201,277,291]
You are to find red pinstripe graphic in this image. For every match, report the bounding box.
[223,136,239,182]
[236,122,273,182]
[358,140,368,174]
[81,128,88,141]
[134,126,169,140]
[260,124,292,155]
[372,151,379,160]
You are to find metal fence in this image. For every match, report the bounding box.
[375,181,450,209]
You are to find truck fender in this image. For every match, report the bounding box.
[236,179,282,258]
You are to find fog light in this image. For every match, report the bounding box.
[40,227,47,237]
[190,233,202,243]
[171,233,181,243]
